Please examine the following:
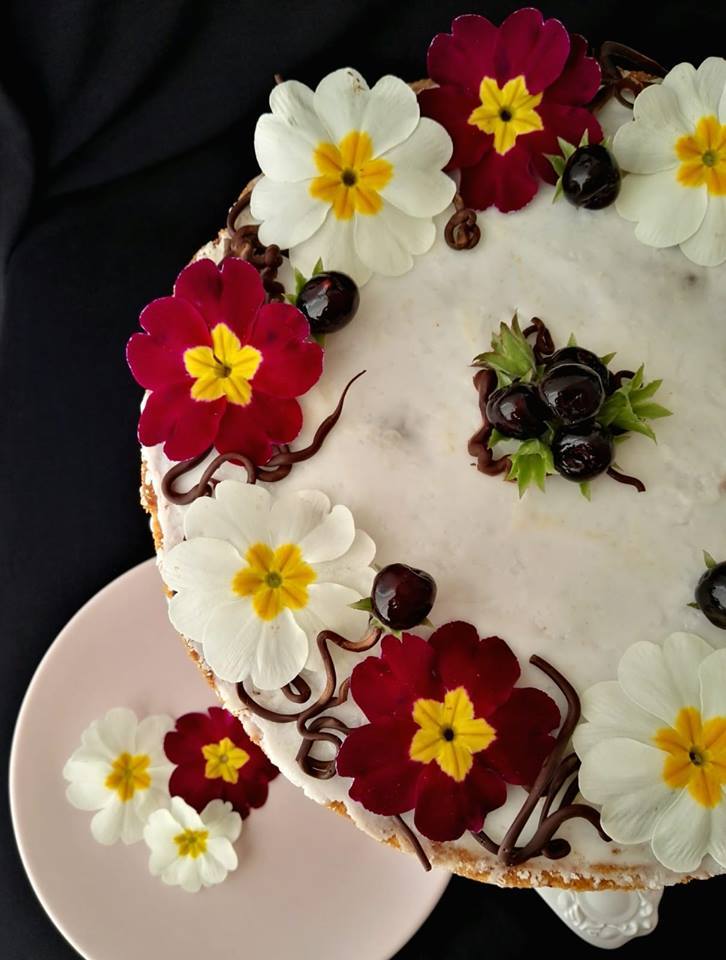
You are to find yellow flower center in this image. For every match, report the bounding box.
[310,130,393,220]
[232,542,316,621]
[676,115,726,195]
[104,752,151,803]
[173,828,209,859]
[653,706,726,808]
[409,686,496,782]
[201,736,250,784]
[468,75,544,156]
[183,322,262,405]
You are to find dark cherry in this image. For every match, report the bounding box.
[539,363,606,426]
[485,383,549,440]
[562,144,621,210]
[552,422,614,481]
[371,563,437,631]
[695,562,726,629]
[296,271,360,335]
[545,346,611,391]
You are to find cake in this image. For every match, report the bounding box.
[128,8,726,892]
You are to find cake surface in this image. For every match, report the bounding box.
[131,10,726,892]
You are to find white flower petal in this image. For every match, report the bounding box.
[252,611,309,690]
[616,168,708,248]
[202,799,242,843]
[65,776,110,812]
[269,489,331,545]
[212,481,272,550]
[696,57,726,115]
[135,714,174,757]
[269,79,328,142]
[663,632,716,709]
[663,61,709,124]
[163,538,241,596]
[298,504,355,563]
[613,120,680,174]
[253,177,328,249]
[94,708,138,757]
[699,648,726,717]
[312,529,376,591]
[170,795,204,830]
[601,782,675,845]
[254,114,317,182]
[202,600,261,683]
[573,680,659,758]
[618,641,685,723]
[651,789,711,872]
[381,121,455,217]
[133,785,171,825]
[205,836,239,874]
[306,582,368,639]
[579,737,665,803]
[708,799,726,868]
[632,81,691,132]
[198,850,229,887]
[680,195,726,267]
[176,856,203,893]
[168,588,229,645]
[354,204,436,276]
[361,75,420,156]
[90,800,126,846]
[314,68,370,142]
[290,212,372,286]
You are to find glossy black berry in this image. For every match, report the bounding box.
[486,383,549,440]
[695,562,726,629]
[539,363,606,426]
[296,271,360,335]
[552,422,614,481]
[371,563,437,631]
[545,346,611,392]
[562,144,621,210]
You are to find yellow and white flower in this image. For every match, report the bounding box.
[144,796,241,893]
[573,633,726,873]
[63,708,174,845]
[251,68,455,285]
[162,480,376,690]
[614,58,726,266]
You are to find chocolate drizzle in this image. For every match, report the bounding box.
[607,465,646,493]
[522,317,555,363]
[471,655,609,866]
[445,193,481,250]
[225,189,285,301]
[160,371,366,506]
[591,41,666,111]
[468,368,512,476]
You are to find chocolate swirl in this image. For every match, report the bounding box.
[225,188,285,301]
[591,41,666,111]
[445,194,481,251]
[468,368,512,476]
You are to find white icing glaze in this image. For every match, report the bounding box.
[142,102,726,887]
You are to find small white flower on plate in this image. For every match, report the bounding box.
[613,57,726,266]
[162,481,376,690]
[63,708,174,845]
[573,632,726,873]
[144,796,241,893]
[251,67,455,285]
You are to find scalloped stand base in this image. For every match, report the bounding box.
[535,887,663,949]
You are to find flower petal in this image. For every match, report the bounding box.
[90,800,125,846]
[709,799,726,868]
[695,57,726,115]
[613,119,680,174]
[354,203,436,276]
[430,623,520,717]
[268,489,331,545]
[65,776,110,811]
[138,386,224,460]
[525,101,602,183]
[360,75,420,156]
[651,788,711,872]
[254,114,318,183]
[202,841,237,882]
[135,714,174,758]
[699,648,726,717]
[616,168,707,248]
[269,79,328,142]
[297,503,355,563]
[251,610,309,689]
[413,761,505,841]
[338,717,420,815]
[617,641,684,724]
[312,529,376,592]
[95,708,139,756]
[380,119,455,217]
[573,680,660,758]
[184,482,272,553]
[545,34,601,106]
[496,7,569,94]
[601,782,675,845]
[680,195,726,266]
[485,688,559,785]
[349,633,437,721]
[305,582,367,639]
[252,177,329,249]
[459,142,539,212]
[427,14,498,96]
[163,537,240,596]
[417,85,487,171]
[314,68,370,143]
[632,81,691,132]
[663,632,716,711]
[202,600,261,683]
[290,212,371,287]
[662,61,710,125]
[248,302,323,397]
[202,799,243,843]
[126,333,190,391]
[138,295,211,349]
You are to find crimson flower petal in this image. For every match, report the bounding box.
[546,34,601,106]
[139,296,211,350]
[413,761,506,841]
[126,332,189,391]
[173,258,264,340]
[214,394,303,464]
[249,302,324,398]
[427,14,498,96]
[418,85,488,172]
[459,143,539,213]
[525,101,603,183]
[350,633,439,722]
[496,8,569,93]
[337,717,420,816]
[138,386,224,459]
[485,687,560,786]
[169,763,222,812]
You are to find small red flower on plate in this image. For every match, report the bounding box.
[164,706,278,817]
[419,8,602,213]
[126,258,324,463]
[336,622,560,842]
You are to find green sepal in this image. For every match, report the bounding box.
[312,257,324,276]
[473,313,536,387]
[687,601,701,609]
[488,428,506,449]
[567,332,578,347]
[349,597,373,613]
[704,551,718,570]
[312,332,327,348]
[579,481,592,501]
[600,351,616,365]
[546,153,566,178]
[285,293,298,305]
[293,267,308,298]
[506,438,555,497]
[598,366,672,442]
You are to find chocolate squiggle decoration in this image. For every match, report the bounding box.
[607,466,646,493]
[468,368,512,476]
[393,815,432,872]
[471,656,609,866]
[445,193,481,250]
[590,41,666,111]
[160,371,366,505]
[225,189,285,301]
[522,317,555,363]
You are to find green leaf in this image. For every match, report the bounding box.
[600,351,616,365]
[506,439,555,497]
[704,551,717,570]
[598,366,672,443]
[349,596,373,612]
[312,257,324,276]
[472,313,536,387]
[579,482,592,501]
[488,428,505,450]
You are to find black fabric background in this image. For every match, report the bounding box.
[1,2,724,957]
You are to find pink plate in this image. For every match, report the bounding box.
[10,559,449,960]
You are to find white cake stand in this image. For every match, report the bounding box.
[536,887,662,948]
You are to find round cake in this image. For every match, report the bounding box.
[129,8,726,891]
